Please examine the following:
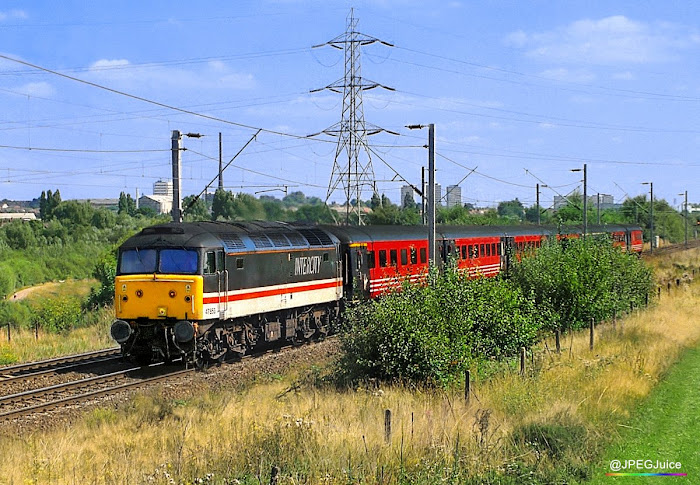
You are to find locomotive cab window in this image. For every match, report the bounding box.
[236,258,245,270]
[159,249,198,274]
[204,251,216,274]
[119,248,157,274]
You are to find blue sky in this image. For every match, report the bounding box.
[1,1,699,210]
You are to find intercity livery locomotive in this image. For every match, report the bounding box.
[110,221,643,366]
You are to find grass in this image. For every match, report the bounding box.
[644,246,700,284]
[0,305,114,365]
[590,345,700,484]
[0,281,698,484]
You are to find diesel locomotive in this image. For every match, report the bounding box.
[110,221,643,366]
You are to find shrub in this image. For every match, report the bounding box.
[510,237,654,331]
[337,269,542,386]
[32,296,83,332]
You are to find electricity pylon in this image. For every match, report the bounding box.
[311,8,394,225]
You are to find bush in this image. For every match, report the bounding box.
[337,269,542,386]
[510,237,654,331]
[32,296,83,332]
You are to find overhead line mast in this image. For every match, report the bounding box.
[311,8,395,225]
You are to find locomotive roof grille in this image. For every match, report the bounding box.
[297,228,334,246]
[219,234,245,250]
[267,233,292,247]
[250,234,274,248]
[285,232,307,246]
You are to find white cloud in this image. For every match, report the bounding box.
[0,10,27,21]
[87,58,256,92]
[91,59,130,69]
[612,71,635,80]
[505,16,700,65]
[14,82,54,97]
[540,68,596,83]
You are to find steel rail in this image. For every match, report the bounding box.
[0,369,192,421]
[0,348,121,379]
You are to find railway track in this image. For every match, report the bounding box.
[0,348,122,382]
[0,343,302,422]
[642,238,700,259]
[0,364,191,421]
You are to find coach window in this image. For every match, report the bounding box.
[400,248,408,266]
[461,245,467,260]
[236,258,244,270]
[368,251,376,269]
[410,247,417,265]
[379,250,387,267]
[419,247,427,264]
[486,244,491,257]
[390,249,398,267]
[497,243,502,256]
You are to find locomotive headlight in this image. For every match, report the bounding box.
[110,320,132,344]
[174,320,195,343]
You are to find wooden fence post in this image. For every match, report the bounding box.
[6,323,10,343]
[384,409,392,444]
[464,370,471,404]
[35,321,39,341]
[589,318,594,351]
[270,466,280,485]
[520,347,526,375]
[555,329,561,354]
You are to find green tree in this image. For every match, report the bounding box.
[3,221,37,249]
[39,189,61,220]
[212,189,236,220]
[497,198,525,221]
[182,195,210,221]
[292,204,336,223]
[369,193,381,210]
[118,192,137,216]
[52,200,94,227]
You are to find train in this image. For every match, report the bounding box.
[110,221,643,366]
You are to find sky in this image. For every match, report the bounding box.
[1,0,699,211]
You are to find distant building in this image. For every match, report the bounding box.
[0,212,36,223]
[138,195,172,215]
[446,185,462,208]
[153,180,173,197]
[422,182,442,207]
[554,194,615,210]
[400,185,415,207]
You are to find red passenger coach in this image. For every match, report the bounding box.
[323,225,430,299]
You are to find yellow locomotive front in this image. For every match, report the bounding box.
[110,245,206,364]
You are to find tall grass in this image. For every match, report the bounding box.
[1,280,698,484]
[0,306,114,365]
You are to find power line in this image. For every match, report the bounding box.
[0,54,337,144]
